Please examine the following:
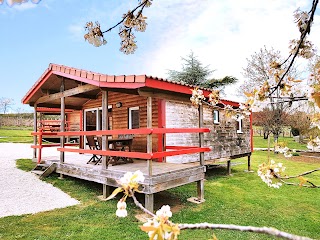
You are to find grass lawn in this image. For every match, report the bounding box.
[0,128,33,143]
[253,136,308,150]
[0,151,319,240]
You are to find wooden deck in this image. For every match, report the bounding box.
[42,152,205,195]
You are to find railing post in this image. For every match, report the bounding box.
[147,96,153,176]
[59,78,65,179]
[33,104,37,161]
[197,104,205,201]
[146,96,154,213]
[37,128,43,164]
[101,89,110,199]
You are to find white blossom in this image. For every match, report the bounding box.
[116,200,127,218]
[119,170,145,185]
[156,205,172,220]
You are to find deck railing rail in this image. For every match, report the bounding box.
[31,128,78,163]
[55,128,211,160]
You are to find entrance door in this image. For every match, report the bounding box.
[84,107,112,148]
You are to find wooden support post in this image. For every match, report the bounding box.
[197,105,205,201]
[101,90,109,169]
[102,184,110,199]
[101,90,109,199]
[146,96,154,212]
[33,104,38,161]
[197,180,204,200]
[147,96,153,176]
[198,105,204,166]
[248,155,251,172]
[145,194,154,213]
[59,79,65,179]
[227,160,232,175]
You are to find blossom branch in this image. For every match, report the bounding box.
[279,168,320,179]
[178,223,313,240]
[268,0,318,97]
[278,179,319,188]
[129,189,156,217]
[101,0,148,34]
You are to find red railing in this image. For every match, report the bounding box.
[55,128,211,160]
[39,120,71,132]
[31,128,78,164]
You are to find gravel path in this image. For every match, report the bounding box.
[0,143,79,218]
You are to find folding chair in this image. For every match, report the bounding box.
[86,135,101,164]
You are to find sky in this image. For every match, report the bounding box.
[0,0,319,112]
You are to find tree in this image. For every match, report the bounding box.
[0,98,14,114]
[252,108,289,139]
[241,46,301,142]
[167,51,213,86]
[167,51,237,90]
[240,46,299,95]
[287,111,312,142]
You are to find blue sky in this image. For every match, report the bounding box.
[0,0,319,112]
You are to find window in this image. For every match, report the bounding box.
[213,110,220,124]
[236,114,243,133]
[129,107,140,129]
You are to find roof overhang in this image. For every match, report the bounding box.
[22,63,240,109]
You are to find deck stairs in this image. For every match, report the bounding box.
[31,162,57,179]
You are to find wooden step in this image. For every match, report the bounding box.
[31,163,57,179]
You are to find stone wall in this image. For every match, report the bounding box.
[165,100,251,163]
[0,113,33,128]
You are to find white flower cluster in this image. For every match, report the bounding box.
[239,103,251,116]
[293,8,309,33]
[119,170,145,186]
[119,27,137,55]
[231,114,244,121]
[116,200,127,218]
[118,1,152,54]
[274,146,292,158]
[208,90,220,106]
[156,205,172,221]
[0,0,40,6]
[289,39,316,59]
[307,136,320,151]
[190,88,205,106]
[114,170,145,218]
[142,205,178,240]
[258,160,286,188]
[123,11,147,32]
[84,21,107,47]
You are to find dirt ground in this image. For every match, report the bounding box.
[290,152,320,163]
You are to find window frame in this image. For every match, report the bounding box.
[236,115,243,134]
[128,106,140,129]
[213,110,220,124]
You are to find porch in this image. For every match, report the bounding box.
[43,151,205,195]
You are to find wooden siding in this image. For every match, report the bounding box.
[67,111,80,131]
[165,100,251,163]
[82,92,159,153]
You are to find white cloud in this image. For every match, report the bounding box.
[12,1,37,10]
[136,0,316,102]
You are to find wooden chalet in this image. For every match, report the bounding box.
[22,63,253,212]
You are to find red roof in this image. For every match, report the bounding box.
[22,63,240,107]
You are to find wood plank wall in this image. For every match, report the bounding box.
[67,111,81,131]
[82,91,159,153]
[166,100,251,163]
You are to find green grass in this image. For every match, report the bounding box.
[253,136,308,150]
[0,129,33,143]
[0,152,318,239]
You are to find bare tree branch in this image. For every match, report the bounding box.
[178,223,313,240]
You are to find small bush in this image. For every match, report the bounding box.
[291,128,300,136]
[292,152,300,156]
